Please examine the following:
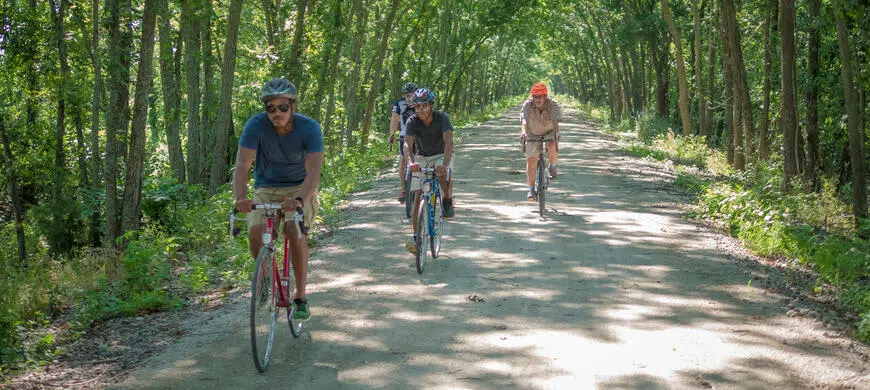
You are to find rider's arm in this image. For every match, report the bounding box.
[390,112,401,136]
[233,146,256,202]
[404,135,416,164]
[300,152,324,206]
[442,131,454,166]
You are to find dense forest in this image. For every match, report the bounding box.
[1,0,868,373]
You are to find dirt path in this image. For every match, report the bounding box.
[117,106,869,389]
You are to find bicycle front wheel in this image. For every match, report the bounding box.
[430,194,442,258]
[415,195,428,274]
[536,159,547,217]
[404,181,413,218]
[250,247,277,373]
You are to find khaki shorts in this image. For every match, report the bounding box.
[249,185,317,231]
[523,130,557,159]
[410,153,454,190]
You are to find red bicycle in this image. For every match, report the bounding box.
[230,203,308,372]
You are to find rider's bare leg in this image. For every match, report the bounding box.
[546,141,558,166]
[284,221,309,300]
[526,156,538,187]
[248,223,266,260]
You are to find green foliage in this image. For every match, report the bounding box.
[696,163,870,332]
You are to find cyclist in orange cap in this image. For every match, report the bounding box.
[519,82,561,200]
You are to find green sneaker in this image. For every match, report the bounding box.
[293,298,310,322]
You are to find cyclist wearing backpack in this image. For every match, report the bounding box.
[404,88,455,253]
[233,78,323,322]
[520,82,561,200]
[388,82,417,203]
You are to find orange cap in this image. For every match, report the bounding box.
[530,82,548,96]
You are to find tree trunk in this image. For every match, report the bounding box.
[104,0,134,247]
[721,0,754,162]
[834,1,867,228]
[88,0,104,246]
[693,0,708,138]
[651,38,669,119]
[200,0,217,181]
[706,19,716,144]
[662,0,693,135]
[342,0,365,149]
[359,0,400,147]
[719,3,743,169]
[805,0,821,187]
[780,0,798,191]
[286,0,310,87]
[158,0,186,182]
[0,116,27,263]
[121,0,157,235]
[262,0,277,48]
[183,0,203,184]
[208,0,244,194]
[50,0,69,196]
[759,0,775,160]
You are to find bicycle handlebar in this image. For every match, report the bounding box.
[229,202,308,240]
[405,165,452,183]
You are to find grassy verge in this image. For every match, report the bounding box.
[0,95,527,377]
[575,107,870,342]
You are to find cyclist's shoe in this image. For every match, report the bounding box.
[398,191,406,203]
[527,190,536,200]
[293,298,310,322]
[442,197,455,218]
[549,165,558,179]
[406,235,419,253]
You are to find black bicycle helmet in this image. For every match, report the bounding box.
[260,78,298,103]
[401,82,417,93]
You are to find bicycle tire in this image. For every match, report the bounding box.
[415,194,428,274]
[537,158,546,217]
[430,193,442,258]
[250,247,277,373]
[404,180,413,218]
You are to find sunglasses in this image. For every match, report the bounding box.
[265,102,294,113]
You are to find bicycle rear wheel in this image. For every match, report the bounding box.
[536,159,546,217]
[415,195,428,274]
[430,194,442,258]
[250,247,277,372]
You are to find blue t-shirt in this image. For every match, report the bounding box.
[391,99,415,136]
[239,112,324,188]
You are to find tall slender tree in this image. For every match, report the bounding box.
[834,0,867,228]
[780,0,798,190]
[183,0,203,184]
[208,0,245,194]
[661,0,693,135]
[121,0,158,235]
[158,0,186,183]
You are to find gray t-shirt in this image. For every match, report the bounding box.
[406,111,454,157]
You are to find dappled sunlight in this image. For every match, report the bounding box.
[117,107,869,390]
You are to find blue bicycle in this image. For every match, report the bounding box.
[409,167,449,273]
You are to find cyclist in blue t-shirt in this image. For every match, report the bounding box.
[233,78,324,322]
[388,82,417,202]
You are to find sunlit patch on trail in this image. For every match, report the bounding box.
[389,311,444,322]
